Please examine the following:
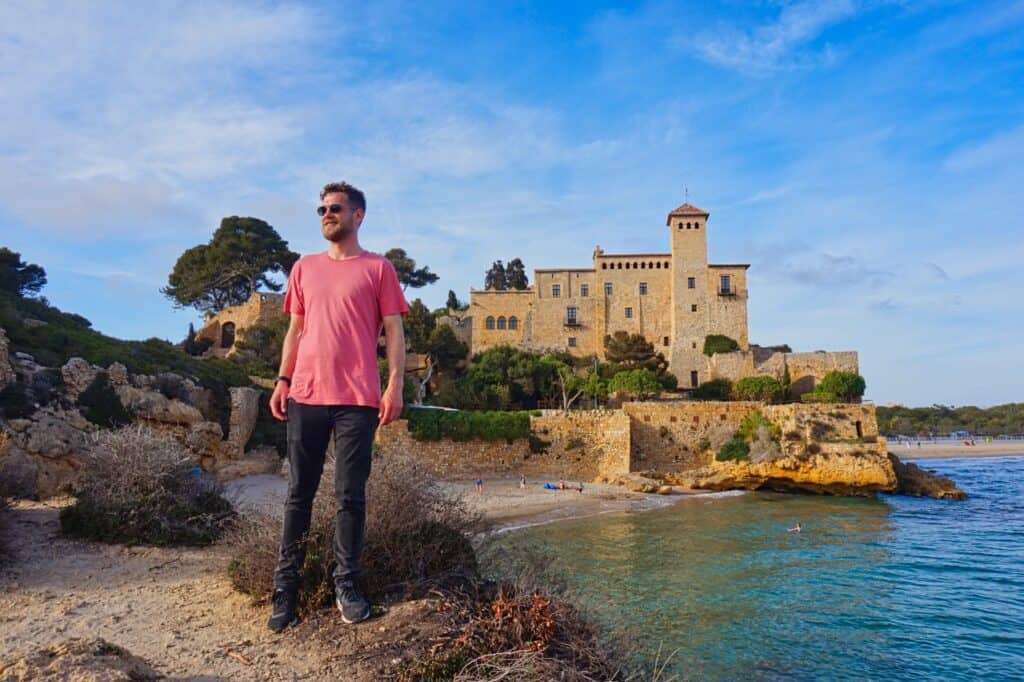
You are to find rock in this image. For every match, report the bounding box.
[0,327,15,389]
[180,384,217,421]
[656,485,674,495]
[0,444,39,498]
[22,317,47,328]
[215,445,282,480]
[20,410,91,459]
[61,357,99,400]
[889,453,967,500]
[224,387,260,459]
[114,385,203,424]
[668,446,899,497]
[13,352,34,361]
[0,637,162,681]
[614,472,661,493]
[106,362,129,386]
[185,421,224,457]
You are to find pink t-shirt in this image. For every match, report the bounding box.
[283,251,409,407]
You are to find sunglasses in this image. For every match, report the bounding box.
[317,203,352,217]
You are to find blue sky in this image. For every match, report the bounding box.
[1,1,1021,407]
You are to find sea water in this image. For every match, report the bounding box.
[503,456,1024,680]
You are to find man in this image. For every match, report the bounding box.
[267,181,408,632]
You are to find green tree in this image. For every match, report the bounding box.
[0,247,46,297]
[445,289,467,312]
[603,331,669,376]
[404,299,436,353]
[426,324,468,373]
[484,261,507,290]
[703,334,740,356]
[608,369,661,400]
[506,258,529,290]
[163,217,298,314]
[384,248,439,291]
[692,378,733,401]
[733,376,785,403]
[233,315,289,372]
[817,371,867,401]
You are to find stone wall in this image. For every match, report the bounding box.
[375,409,631,481]
[196,292,285,357]
[708,349,860,394]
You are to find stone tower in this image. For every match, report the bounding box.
[667,202,711,387]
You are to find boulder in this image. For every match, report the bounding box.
[106,361,129,386]
[185,420,224,457]
[0,444,39,498]
[61,357,100,401]
[114,385,203,424]
[180,384,217,421]
[224,387,260,459]
[215,445,282,480]
[19,410,91,459]
[668,447,899,497]
[888,453,967,500]
[612,472,661,493]
[0,637,162,681]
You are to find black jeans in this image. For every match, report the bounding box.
[273,401,379,593]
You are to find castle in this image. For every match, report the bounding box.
[199,200,857,395]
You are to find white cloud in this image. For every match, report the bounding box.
[943,124,1024,172]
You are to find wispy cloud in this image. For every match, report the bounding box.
[687,0,859,75]
[943,124,1024,172]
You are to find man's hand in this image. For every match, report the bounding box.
[379,385,403,426]
[270,381,289,421]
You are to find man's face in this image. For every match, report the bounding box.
[320,192,362,242]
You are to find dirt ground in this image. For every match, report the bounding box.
[0,499,449,681]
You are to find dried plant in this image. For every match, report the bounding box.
[60,425,232,545]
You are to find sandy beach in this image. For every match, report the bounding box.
[890,440,1024,460]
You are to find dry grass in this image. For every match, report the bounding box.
[227,452,485,613]
[59,425,233,545]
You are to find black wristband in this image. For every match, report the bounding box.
[277,375,291,386]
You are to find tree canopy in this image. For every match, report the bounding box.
[384,248,439,291]
[484,261,507,291]
[404,298,436,353]
[162,217,298,314]
[603,331,669,376]
[483,258,529,291]
[703,334,740,356]
[0,247,46,297]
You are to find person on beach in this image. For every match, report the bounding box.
[266,181,409,633]
[475,478,484,494]
[519,473,527,489]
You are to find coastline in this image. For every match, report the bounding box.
[890,441,1024,460]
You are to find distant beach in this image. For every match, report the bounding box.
[891,440,1024,459]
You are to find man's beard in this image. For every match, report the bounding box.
[322,221,353,242]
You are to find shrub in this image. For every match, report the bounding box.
[703,334,739,356]
[59,426,232,545]
[801,391,840,404]
[528,434,551,454]
[77,371,132,428]
[817,371,867,401]
[737,410,781,443]
[607,368,661,400]
[405,409,532,442]
[692,378,733,401]
[227,453,483,613]
[733,376,785,403]
[716,437,750,462]
[697,436,712,451]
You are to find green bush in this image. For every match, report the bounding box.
[737,410,781,442]
[801,391,840,404]
[733,376,785,403]
[692,378,733,401]
[528,434,551,454]
[77,372,132,428]
[607,368,661,400]
[716,437,750,462]
[405,408,533,442]
[817,371,866,401]
[703,334,740,356]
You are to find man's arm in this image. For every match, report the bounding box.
[379,313,406,425]
[270,313,304,421]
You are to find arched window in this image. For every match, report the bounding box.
[694,222,700,229]
[221,322,236,348]
[686,222,691,229]
[648,261,654,269]
[509,316,518,330]
[678,222,684,229]
[625,262,631,269]
[664,261,670,269]
[601,263,607,269]
[617,262,622,269]
[656,262,661,269]
[640,262,646,269]
[485,316,495,330]
[497,316,507,330]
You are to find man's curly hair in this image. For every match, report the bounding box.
[320,182,366,212]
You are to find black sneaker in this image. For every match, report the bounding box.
[267,589,299,633]
[335,580,371,624]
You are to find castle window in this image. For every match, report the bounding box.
[640,262,646,269]
[692,341,697,349]
[719,275,732,294]
[552,284,561,298]
[656,262,661,269]
[221,322,236,348]
[485,316,495,330]
[663,336,669,346]
[509,316,518,330]
[580,284,589,297]
[695,222,700,230]
[686,222,691,229]
[601,263,607,270]
[624,307,633,319]
[690,371,699,387]
[639,282,648,295]
[497,316,507,330]
[604,282,613,296]
[691,304,697,312]
[617,262,622,269]
[625,262,631,269]
[633,261,638,269]
[648,261,654,269]
[566,306,578,325]
[568,337,577,347]
[664,261,670,269]
[678,222,684,229]
[688,277,696,289]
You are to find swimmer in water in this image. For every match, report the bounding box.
[788,523,801,533]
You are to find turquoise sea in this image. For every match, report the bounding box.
[504,456,1024,680]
